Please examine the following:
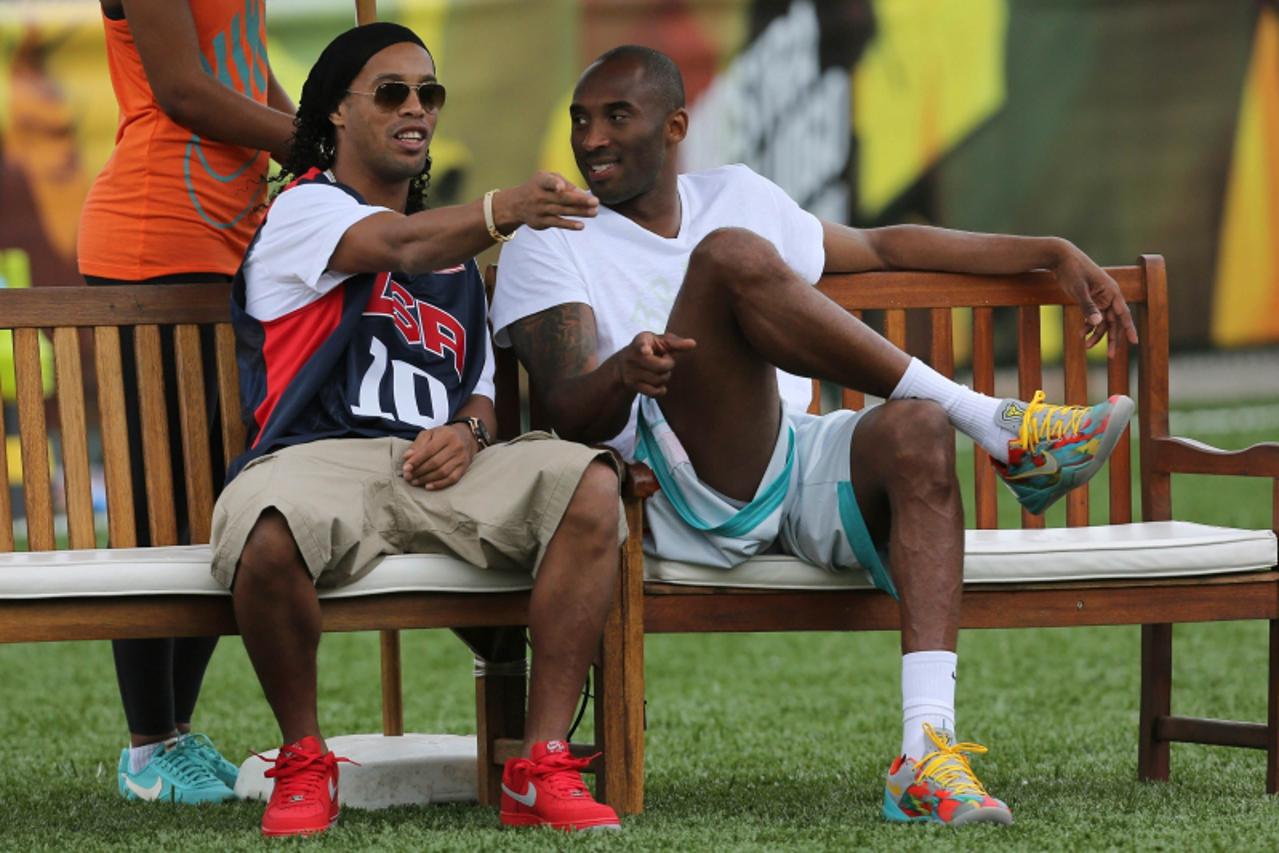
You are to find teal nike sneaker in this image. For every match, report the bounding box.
[992,391,1135,515]
[117,739,235,804]
[178,732,241,791]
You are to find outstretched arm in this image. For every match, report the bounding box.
[507,303,694,444]
[823,221,1138,355]
[122,0,296,164]
[329,172,599,277]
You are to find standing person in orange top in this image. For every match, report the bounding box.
[77,0,295,804]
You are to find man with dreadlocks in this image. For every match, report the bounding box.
[210,24,623,836]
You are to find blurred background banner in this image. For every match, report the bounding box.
[1,0,1274,350]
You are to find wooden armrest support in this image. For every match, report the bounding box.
[590,445,659,500]
[1152,436,1279,478]
[623,462,659,500]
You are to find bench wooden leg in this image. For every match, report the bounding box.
[619,498,647,815]
[379,629,404,736]
[594,589,626,809]
[1269,619,1279,794]
[1139,623,1172,782]
[457,627,527,805]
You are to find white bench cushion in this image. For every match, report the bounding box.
[0,546,532,600]
[0,522,1273,599]
[646,521,1278,591]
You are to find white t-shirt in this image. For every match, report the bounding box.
[242,182,390,321]
[490,164,824,458]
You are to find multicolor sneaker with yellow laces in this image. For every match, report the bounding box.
[882,724,1012,826]
[992,391,1135,514]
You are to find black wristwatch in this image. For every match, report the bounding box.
[446,416,492,450]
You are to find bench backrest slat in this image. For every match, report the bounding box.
[15,328,54,551]
[1015,306,1047,530]
[215,324,246,463]
[929,308,955,378]
[94,326,137,548]
[1137,255,1172,523]
[970,306,999,528]
[53,328,96,549]
[884,308,907,350]
[1061,304,1090,527]
[175,325,214,545]
[0,387,11,551]
[1108,335,1134,524]
[134,325,178,546]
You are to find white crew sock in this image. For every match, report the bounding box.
[890,357,1011,463]
[128,740,166,774]
[901,650,958,762]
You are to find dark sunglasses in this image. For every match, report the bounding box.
[346,81,447,113]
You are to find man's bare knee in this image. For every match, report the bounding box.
[235,508,306,589]
[688,227,786,290]
[878,401,957,493]
[559,460,621,549]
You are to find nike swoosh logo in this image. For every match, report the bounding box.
[501,782,537,807]
[1004,452,1059,481]
[123,774,165,801]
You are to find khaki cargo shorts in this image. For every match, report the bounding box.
[209,432,624,589]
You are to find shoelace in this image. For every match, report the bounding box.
[178,732,221,759]
[156,738,224,787]
[529,751,599,798]
[257,748,353,808]
[1018,390,1089,454]
[915,723,990,797]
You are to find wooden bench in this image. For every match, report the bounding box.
[0,281,636,808]
[500,255,1279,813]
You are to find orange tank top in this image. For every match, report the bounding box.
[78,0,271,280]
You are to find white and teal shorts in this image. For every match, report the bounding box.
[634,396,896,597]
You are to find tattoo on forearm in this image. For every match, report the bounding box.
[508,303,596,386]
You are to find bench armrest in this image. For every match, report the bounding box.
[1152,435,1279,478]
[623,462,659,500]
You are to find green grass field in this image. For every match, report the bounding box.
[1,418,1277,850]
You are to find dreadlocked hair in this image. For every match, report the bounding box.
[269,110,432,214]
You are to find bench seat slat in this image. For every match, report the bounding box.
[1,522,1269,601]
[0,547,533,599]
[645,522,1277,590]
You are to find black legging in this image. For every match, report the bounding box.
[87,273,227,735]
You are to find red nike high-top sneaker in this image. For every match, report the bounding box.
[500,740,620,831]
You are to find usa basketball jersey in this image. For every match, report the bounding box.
[228,171,490,479]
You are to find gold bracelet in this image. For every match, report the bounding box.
[483,189,514,243]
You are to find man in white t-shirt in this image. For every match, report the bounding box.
[490,45,1139,827]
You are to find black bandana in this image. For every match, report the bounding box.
[299,22,429,118]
